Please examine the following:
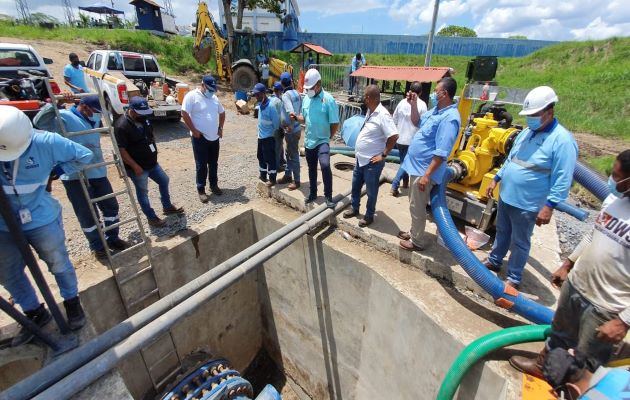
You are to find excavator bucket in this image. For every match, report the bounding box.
[193,45,213,65]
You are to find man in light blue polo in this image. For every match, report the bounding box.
[59,95,129,260]
[63,53,88,94]
[484,86,578,289]
[399,77,461,251]
[294,69,339,208]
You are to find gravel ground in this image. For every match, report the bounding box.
[53,90,262,264]
[554,195,600,257]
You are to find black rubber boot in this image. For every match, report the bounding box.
[11,303,52,347]
[63,296,86,331]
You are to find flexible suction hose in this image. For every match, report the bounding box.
[574,160,610,201]
[430,168,555,324]
[436,325,552,400]
[555,201,589,221]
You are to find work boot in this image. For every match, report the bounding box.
[397,231,411,241]
[11,304,52,347]
[390,188,400,197]
[198,191,210,203]
[325,196,336,209]
[92,249,108,261]
[210,186,223,196]
[305,194,317,205]
[359,217,373,227]
[287,182,300,191]
[259,174,268,183]
[148,217,167,227]
[265,179,276,188]
[509,348,547,379]
[343,209,359,219]
[63,296,86,331]
[163,205,184,215]
[399,239,423,251]
[505,280,520,290]
[483,259,501,273]
[108,238,130,251]
[277,175,293,185]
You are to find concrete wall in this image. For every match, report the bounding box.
[254,210,509,400]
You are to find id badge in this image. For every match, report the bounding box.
[149,144,156,153]
[18,208,32,224]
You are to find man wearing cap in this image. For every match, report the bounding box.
[181,75,226,203]
[348,52,367,95]
[64,53,88,94]
[270,81,287,173]
[293,68,339,208]
[115,97,184,227]
[58,95,129,260]
[252,83,280,186]
[277,71,302,190]
[484,86,578,289]
[0,106,93,345]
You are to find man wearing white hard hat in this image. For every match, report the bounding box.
[0,105,93,346]
[484,86,578,289]
[292,68,339,208]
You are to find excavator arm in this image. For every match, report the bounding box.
[193,2,232,83]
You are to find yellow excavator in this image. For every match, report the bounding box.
[193,1,293,91]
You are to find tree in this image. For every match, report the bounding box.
[30,12,60,26]
[508,35,528,40]
[77,12,90,28]
[437,25,477,37]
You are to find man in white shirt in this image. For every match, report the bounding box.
[390,81,427,196]
[181,75,226,203]
[342,85,398,227]
[510,150,630,378]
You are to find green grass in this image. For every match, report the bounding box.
[585,155,616,176]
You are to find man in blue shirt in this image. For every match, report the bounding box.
[59,96,129,261]
[0,106,93,345]
[348,52,366,95]
[278,71,302,190]
[399,77,461,251]
[270,81,287,172]
[484,86,578,289]
[295,69,339,208]
[252,83,281,186]
[63,53,88,94]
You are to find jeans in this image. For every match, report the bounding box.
[273,129,286,169]
[547,281,616,367]
[487,198,538,285]
[191,135,220,192]
[409,175,434,248]
[351,160,385,219]
[0,215,78,312]
[348,75,356,94]
[284,127,301,182]
[257,137,277,182]
[305,143,333,198]
[63,177,120,251]
[391,144,409,191]
[129,164,174,219]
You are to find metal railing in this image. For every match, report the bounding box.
[308,64,369,97]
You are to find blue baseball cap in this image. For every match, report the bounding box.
[280,71,292,86]
[129,96,153,115]
[202,75,217,91]
[252,83,266,95]
[80,95,102,112]
[273,81,283,91]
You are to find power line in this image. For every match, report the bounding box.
[163,0,175,16]
[61,0,75,26]
[15,0,32,24]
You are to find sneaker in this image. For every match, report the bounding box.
[359,217,374,227]
[11,304,52,347]
[210,186,223,196]
[63,296,86,330]
[163,206,184,215]
[108,238,130,251]
[277,175,293,184]
[148,217,167,227]
[305,194,317,204]
[325,196,336,209]
[390,188,400,197]
[288,182,300,191]
[198,191,210,203]
[342,209,359,219]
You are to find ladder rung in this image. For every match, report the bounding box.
[90,189,128,204]
[66,127,110,137]
[154,365,181,389]
[82,160,118,171]
[148,350,177,373]
[52,91,100,99]
[117,265,153,286]
[110,241,146,259]
[127,288,159,310]
[102,216,138,233]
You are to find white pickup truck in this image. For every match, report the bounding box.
[83,50,181,122]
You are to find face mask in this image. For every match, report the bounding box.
[89,113,101,123]
[526,116,543,131]
[608,175,630,197]
[306,88,316,98]
[429,92,437,107]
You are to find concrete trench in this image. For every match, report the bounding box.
[0,201,525,400]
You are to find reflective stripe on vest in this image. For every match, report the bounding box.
[511,155,551,175]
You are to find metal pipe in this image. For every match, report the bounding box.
[34,186,366,400]
[0,296,60,351]
[1,189,353,400]
[424,0,440,67]
[0,180,71,334]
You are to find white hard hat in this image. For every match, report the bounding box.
[0,105,33,162]
[519,86,558,116]
[303,69,321,90]
[165,95,176,105]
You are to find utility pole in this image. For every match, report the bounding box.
[62,0,75,26]
[424,0,440,67]
[15,0,32,24]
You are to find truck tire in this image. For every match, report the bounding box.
[105,97,121,124]
[231,66,257,92]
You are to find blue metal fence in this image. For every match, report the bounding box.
[268,32,555,57]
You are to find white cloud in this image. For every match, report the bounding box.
[300,0,387,16]
[570,17,630,40]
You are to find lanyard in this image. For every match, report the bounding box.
[2,159,20,197]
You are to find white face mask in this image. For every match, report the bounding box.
[306,88,316,98]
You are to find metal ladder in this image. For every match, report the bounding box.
[43,76,182,391]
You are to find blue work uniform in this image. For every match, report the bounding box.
[63,63,88,94]
[257,97,281,182]
[269,95,286,170]
[581,367,630,399]
[0,130,92,311]
[402,103,461,184]
[281,88,302,182]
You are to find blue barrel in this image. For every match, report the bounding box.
[235,90,248,101]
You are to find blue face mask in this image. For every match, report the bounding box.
[203,84,215,98]
[526,116,543,131]
[89,113,101,123]
[429,92,437,107]
[608,176,630,197]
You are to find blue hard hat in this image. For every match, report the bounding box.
[273,81,283,91]
[252,83,266,94]
[202,75,217,91]
[280,71,292,85]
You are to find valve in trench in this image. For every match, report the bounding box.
[161,358,281,400]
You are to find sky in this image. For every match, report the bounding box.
[0,0,629,41]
